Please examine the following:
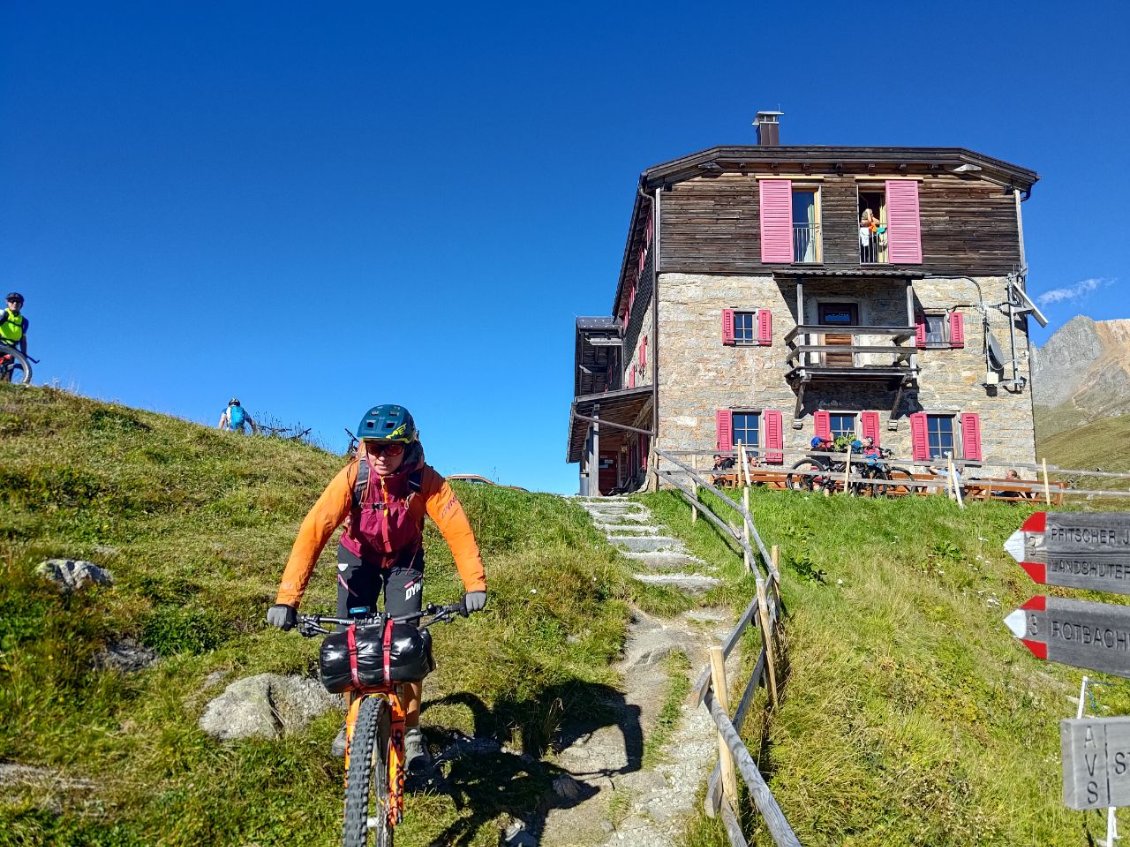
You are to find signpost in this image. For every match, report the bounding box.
[1004,511,1130,830]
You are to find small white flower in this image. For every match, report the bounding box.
[530,588,538,594]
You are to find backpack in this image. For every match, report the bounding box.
[352,458,423,508]
[229,405,246,428]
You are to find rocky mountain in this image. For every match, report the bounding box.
[1031,315,1130,437]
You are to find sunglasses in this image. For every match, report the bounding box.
[364,442,405,457]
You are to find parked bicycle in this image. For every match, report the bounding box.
[852,448,918,498]
[0,341,34,385]
[787,447,918,497]
[297,600,468,847]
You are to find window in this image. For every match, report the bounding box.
[734,312,756,344]
[857,187,888,264]
[792,188,821,263]
[829,413,856,441]
[732,412,760,453]
[923,314,947,347]
[926,415,955,460]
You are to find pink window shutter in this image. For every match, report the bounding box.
[640,335,647,370]
[960,413,983,462]
[949,312,965,348]
[628,368,636,389]
[861,412,881,446]
[759,180,794,263]
[757,309,773,346]
[915,317,927,348]
[910,413,929,461]
[716,410,733,452]
[813,410,831,440]
[722,309,735,345]
[763,410,784,464]
[886,180,922,264]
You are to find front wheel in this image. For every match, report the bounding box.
[787,459,826,492]
[0,347,32,385]
[343,696,393,847]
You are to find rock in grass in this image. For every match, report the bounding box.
[36,559,114,592]
[199,674,340,741]
[95,638,158,672]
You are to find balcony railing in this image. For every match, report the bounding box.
[784,325,917,375]
[858,227,888,264]
[793,222,821,264]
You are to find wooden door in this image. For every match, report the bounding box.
[598,451,619,495]
[818,304,858,367]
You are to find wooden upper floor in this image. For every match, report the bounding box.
[612,146,1038,319]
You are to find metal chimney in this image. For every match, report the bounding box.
[755,111,783,146]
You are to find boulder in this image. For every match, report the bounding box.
[36,559,113,592]
[95,639,158,672]
[199,673,341,741]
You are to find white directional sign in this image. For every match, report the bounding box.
[1061,718,1130,810]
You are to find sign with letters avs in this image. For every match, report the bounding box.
[1061,718,1130,810]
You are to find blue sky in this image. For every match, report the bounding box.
[2,1,1127,494]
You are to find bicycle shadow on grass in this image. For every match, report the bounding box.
[416,682,643,846]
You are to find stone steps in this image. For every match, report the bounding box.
[608,535,682,553]
[631,573,722,593]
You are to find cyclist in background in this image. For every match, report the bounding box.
[217,398,256,434]
[0,292,29,383]
[266,404,488,769]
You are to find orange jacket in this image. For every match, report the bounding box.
[275,458,486,608]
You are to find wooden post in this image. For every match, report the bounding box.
[709,646,739,809]
[740,443,752,487]
[1043,458,1052,506]
[771,544,780,583]
[757,579,779,708]
[844,445,853,494]
[691,483,699,524]
[949,457,964,509]
[742,487,751,572]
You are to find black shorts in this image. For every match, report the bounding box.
[335,543,424,622]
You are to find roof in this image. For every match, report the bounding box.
[566,386,653,463]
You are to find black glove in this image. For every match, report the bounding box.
[266,604,297,630]
[464,591,487,614]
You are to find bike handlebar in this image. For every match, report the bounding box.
[295,600,468,637]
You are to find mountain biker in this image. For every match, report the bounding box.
[217,398,255,434]
[0,292,29,382]
[266,404,487,769]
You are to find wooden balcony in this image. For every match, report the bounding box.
[784,325,919,426]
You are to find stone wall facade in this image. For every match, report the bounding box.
[655,272,1036,474]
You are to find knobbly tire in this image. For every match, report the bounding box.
[342,696,393,847]
[786,459,826,492]
[0,346,31,385]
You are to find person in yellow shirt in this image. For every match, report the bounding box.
[267,404,487,767]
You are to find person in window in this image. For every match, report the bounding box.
[266,404,487,769]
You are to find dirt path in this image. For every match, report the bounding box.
[535,498,737,847]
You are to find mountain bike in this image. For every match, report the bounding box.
[0,342,34,385]
[786,453,843,494]
[852,449,918,498]
[297,600,467,847]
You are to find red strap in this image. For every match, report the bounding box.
[346,624,361,689]
[382,617,394,683]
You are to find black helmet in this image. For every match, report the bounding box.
[6,292,23,305]
[229,398,240,406]
[356,404,417,443]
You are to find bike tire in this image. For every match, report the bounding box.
[342,696,393,847]
[0,347,32,385]
[885,467,917,498]
[786,459,825,492]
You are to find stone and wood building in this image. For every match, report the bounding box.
[567,114,1046,496]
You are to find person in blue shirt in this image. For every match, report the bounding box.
[217,398,256,434]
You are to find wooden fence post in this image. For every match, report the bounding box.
[710,646,739,809]
[771,544,780,581]
[691,483,699,524]
[1043,458,1052,506]
[844,445,853,494]
[757,579,779,708]
[742,487,751,572]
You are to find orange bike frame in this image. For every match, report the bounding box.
[343,684,408,827]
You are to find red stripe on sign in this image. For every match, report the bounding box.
[1020,561,1048,584]
[1022,512,1047,533]
[1021,595,1047,612]
[1021,639,1048,660]
[347,625,361,689]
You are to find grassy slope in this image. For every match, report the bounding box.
[0,386,680,847]
[1038,414,1130,473]
[640,488,1130,847]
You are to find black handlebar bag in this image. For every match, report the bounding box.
[318,616,435,694]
